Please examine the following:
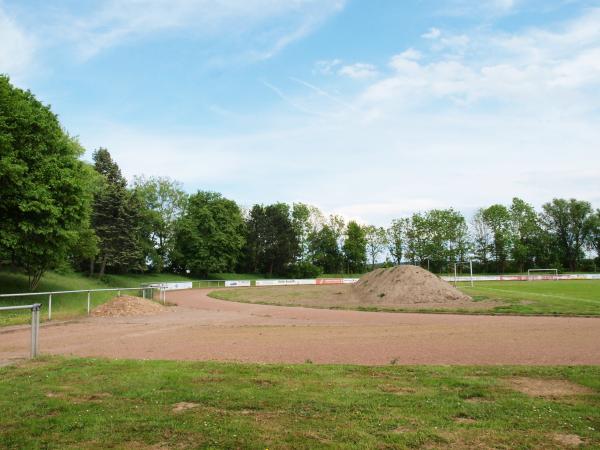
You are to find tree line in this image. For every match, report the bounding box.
[2,76,600,289]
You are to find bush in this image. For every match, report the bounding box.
[288,262,323,279]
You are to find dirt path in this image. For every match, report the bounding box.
[1,289,599,365]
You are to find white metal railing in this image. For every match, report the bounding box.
[0,304,41,358]
[0,287,154,320]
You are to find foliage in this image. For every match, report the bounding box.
[132,175,187,272]
[404,209,469,270]
[509,198,544,272]
[0,75,96,289]
[540,198,594,271]
[589,209,600,260]
[91,149,146,276]
[242,203,299,276]
[387,218,408,265]
[482,204,513,273]
[308,224,344,273]
[471,208,492,265]
[365,225,388,269]
[287,261,323,279]
[171,191,245,277]
[343,221,367,273]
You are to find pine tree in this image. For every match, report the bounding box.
[91,148,145,276]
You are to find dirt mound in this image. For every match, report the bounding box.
[353,265,472,305]
[91,295,168,317]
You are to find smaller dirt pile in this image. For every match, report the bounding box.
[91,295,168,317]
[353,265,472,305]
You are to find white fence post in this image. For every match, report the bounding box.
[87,291,91,315]
[48,294,52,320]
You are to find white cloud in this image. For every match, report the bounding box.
[437,0,519,17]
[73,8,600,225]
[422,27,441,39]
[0,7,36,79]
[314,59,343,75]
[365,8,600,109]
[338,63,378,79]
[44,0,346,60]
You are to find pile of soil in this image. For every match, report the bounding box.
[353,265,472,305]
[91,295,168,317]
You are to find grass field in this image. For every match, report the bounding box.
[458,280,600,316]
[0,357,598,449]
[211,280,600,316]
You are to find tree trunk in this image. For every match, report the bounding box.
[89,258,95,277]
[98,257,107,278]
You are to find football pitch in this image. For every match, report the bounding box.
[458,280,600,316]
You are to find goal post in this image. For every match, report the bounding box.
[453,260,474,287]
[527,268,558,281]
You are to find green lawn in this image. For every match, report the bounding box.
[458,280,600,316]
[0,357,598,449]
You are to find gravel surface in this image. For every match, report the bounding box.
[1,288,599,365]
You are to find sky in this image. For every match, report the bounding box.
[1,0,599,225]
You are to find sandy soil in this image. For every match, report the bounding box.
[1,288,599,365]
[91,295,169,317]
[354,265,473,305]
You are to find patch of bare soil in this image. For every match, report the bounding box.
[553,434,584,447]
[172,402,199,413]
[353,265,498,309]
[91,296,168,317]
[506,377,594,398]
[454,417,477,424]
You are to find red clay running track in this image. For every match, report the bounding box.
[1,289,600,365]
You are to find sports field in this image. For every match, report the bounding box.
[459,280,600,315]
[211,280,600,316]
[2,285,600,448]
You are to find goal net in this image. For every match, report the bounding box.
[527,268,558,281]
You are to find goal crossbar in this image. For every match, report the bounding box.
[527,268,558,280]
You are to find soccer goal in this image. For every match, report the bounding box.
[527,268,559,281]
[452,260,474,287]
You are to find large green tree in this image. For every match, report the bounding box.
[470,208,492,268]
[540,198,594,271]
[132,176,187,272]
[243,203,299,276]
[404,209,469,270]
[308,224,343,273]
[172,191,245,276]
[387,218,408,265]
[0,75,95,289]
[365,225,388,269]
[509,198,543,272]
[91,148,146,276]
[482,204,513,273]
[343,221,367,273]
[589,210,600,261]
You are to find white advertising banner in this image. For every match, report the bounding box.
[149,282,193,291]
[225,280,252,287]
[255,279,318,286]
[441,274,600,282]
